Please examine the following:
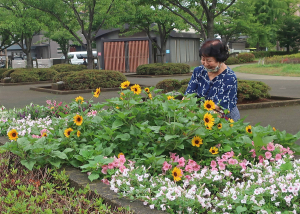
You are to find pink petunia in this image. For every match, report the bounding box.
[228,158,238,165]
[119,165,127,173]
[193,164,201,172]
[185,175,192,181]
[275,153,282,161]
[101,178,110,185]
[219,162,226,170]
[46,100,52,105]
[267,143,275,151]
[162,161,172,171]
[185,164,194,173]
[177,157,186,167]
[259,155,264,163]
[239,162,246,170]
[210,160,217,168]
[108,162,115,169]
[188,159,197,167]
[265,151,272,159]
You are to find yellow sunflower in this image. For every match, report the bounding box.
[246,125,252,134]
[148,93,153,100]
[8,129,18,141]
[217,123,222,129]
[64,128,73,138]
[192,136,203,147]
[229,118,234,127]
[130,84,142,95]
[172,167,182,182]
[118,152,124,158]
[203,100,215,111]
[121,81,130,89]
[120,92,125,100]
[209,147,219,155]
[206,126,212,130]
[167,95,174,100]
[77,130,81,137]
[73,114,83,126]
[41,132,47,137]
[203,113,215,128]
[94,88,101,98]
[144,87,150,93]
[116,106,120,109]
[75,96,84,104]
[273,127,276,131]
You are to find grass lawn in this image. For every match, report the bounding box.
[234,63,300,77]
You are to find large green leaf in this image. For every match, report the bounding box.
[164,135,179,141]
[50,151,68,159]
[20,159,36,170]
[88,173,99,182]
[112,119,124,129]
[115,133,130,141]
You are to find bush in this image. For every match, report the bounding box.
[34,68,58,81]
[0,69,9,79]
[225,57,240,65]
[178,84,188,94]
[2,68,20,78]
[155,79,182,93]
[10,70,39,83]
[136,63,190,75]
[237,80,271,102]
[52,72,72,83]
[180,78,190,85]
[265,53,300,64]
[62,70,127,90]
[237,53,255,63]
[50,64,87,73]
[252,50,298,58]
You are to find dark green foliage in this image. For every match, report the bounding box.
[34,68,58,81]
[0,69,9,79]
[62,70,127,90]
[52,72,72,83]
[2,68,19,78]
[155,79,182,93]
[251,51,298,58]
[237,53,255,63]
[136,63,190,75]
[180,78,190,85]
[178,84,188,94]
[10,69,39,83]
[50,64,87,73]
[225,57,240,65]
[237,80,271,102]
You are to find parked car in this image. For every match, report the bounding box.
[13,56,24,60]
[60,51,97,65]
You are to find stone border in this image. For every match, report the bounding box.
[0,81,52,86]
[125,72,193,78]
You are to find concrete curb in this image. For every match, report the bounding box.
[125,72,193,78]
[0,81,52,86]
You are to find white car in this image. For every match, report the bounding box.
[60,51,97,65]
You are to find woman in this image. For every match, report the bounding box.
[185,39,240,121]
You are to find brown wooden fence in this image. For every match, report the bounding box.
[104,40,149,73]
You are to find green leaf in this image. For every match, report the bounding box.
[88,173,99,182]
[49,159,62,168]
[20,159,36,170]
[177,144,184,149]
[280,162,293,171]
[149,126,161,133]
[112,119,124,129]
[223,145,232,152]
[63,148,74,153]
[154,146,165,156]
[50,151,68,159]
[130,125,141,136]
[253,135,264,147]
[262,136,277,145]
[115,133,130,141]
[290,143,300,155]
[170,122,184,128]
[79,150,93,159]
[164,135,179,141]
[236,206,247,213]
[102,147,113,157]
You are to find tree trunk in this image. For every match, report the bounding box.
[206,14,215,39]
[286,45,290,54]
[256,42,260,52]
[86,39,93,69]
[160,35,167,64]
[24,37,33,68]
[26,52,33,68]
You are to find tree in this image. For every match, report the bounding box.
[156,0,236,40]
[0,0,46,68]
[277,16,300,53]
[121,1,189,63]
[22,0,124,69]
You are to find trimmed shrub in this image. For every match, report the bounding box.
[50,64,87,73]
[178,84,188,94]
[53,72,72,83]
[265,53,300,64]
[237,80,271,102]
[0,69,9,79]
[10,70,39,83]
[136,63,190,75]
[237,53,255,63]
[62,70,127,90]
[2,68,20,78]
[252,50,298,58]
[225,57,240,65]
[180,78,191,85]
[35,68,58,81]
[155,79,182,93]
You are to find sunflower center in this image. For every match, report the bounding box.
[207,104,211,108]
[248,129,251,132]
[218,124,221,127]
[77,118,81,122]
[195,140,199,144]
[68,131,71,135]
[12,133,16,137]
[134,88,137,91]
[174,172,177,176]
[205,118,209,123]
[212,150,215,153]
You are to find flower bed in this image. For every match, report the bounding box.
[1,81,300,213]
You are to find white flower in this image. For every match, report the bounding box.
[143,201,148,205]
[149,204,154,209]
[160,204,166,211]
[227,204,232,210]
[231,195,237,200]
[275,202,280,206]
[241,199,246,203]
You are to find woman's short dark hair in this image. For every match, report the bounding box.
[199,39,229,62]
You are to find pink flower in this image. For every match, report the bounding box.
[265,151,272,159]
[188,159,197,167]
[211,167,218,172]
[46,100,52,105]
[101,178,110,185]
[162,161,172,171]
[259,155,264,163]
[58,102,63,106]
[193,164,201,172]
[118,155,126,165]
[40,129,49,135]
[267,143,275,151]
[275,153,282,161]
[219,162,226,170]
[215,144,221,148]
[222,154,229,160]
[228,158,238,165]
[261,146,267,150]
[210,160,217,168]
[239,162,246,170]
[185,164,194,173]
[32,134,41,139]
[185,175,192,181]
[108,162,115,169]
[119,165,127,173]
[101,167,108,174]
[170,152,177,161]
[177,157,186,167]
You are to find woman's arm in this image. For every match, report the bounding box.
[185,67,200,95]
[214,77,237,112]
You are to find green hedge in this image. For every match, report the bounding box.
[10,70,40,83]
[156,78,271,102]
[265,53,300,64]
[0,69,10,79]
[33,68,58,81]
[2,68,19,78]
[237,53,255,63]
[62,70,127,90]
[252,50,298,58]
[225,57,240,65]
[136,63,190,75]
[53,72,72,83]
[50,64,87,73]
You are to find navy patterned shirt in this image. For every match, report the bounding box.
[185,65,238,111]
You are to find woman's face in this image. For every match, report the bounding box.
[201,56,219,69]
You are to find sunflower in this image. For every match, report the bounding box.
[172,167,182,182]
[246,125,252,134]
[116,106,120,109]
[144,87,150,93]
[73,114,83,126]
[41,132,47,137]
[8,129,18,141]
[148,93,153,100]
[121,81,130,89]
[209,147,219,155]
[118,152,124,158]
[203,113,215,128]
[191,136,203,147]
[77,130,81,137]
[75,96,84,104]
[167,95,174,100]
[206,126,212,130]
[229,118,234,127]
[130,84,142,95]
[273,127,276,131]
[64,128,73,138]
[94,88,101,98]
[217,123,222,129]
[204,100,215,111]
